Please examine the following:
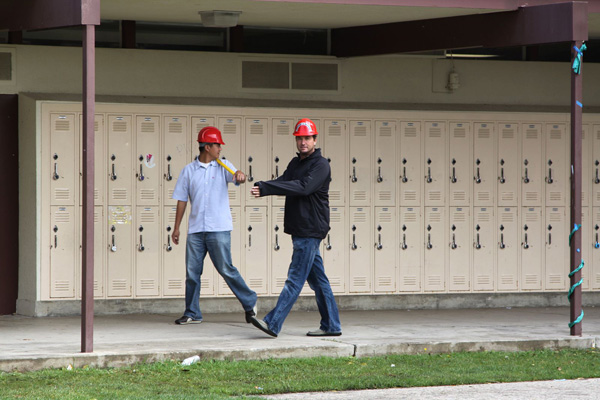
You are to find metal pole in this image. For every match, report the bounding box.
[82,23,95,352]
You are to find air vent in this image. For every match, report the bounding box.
[242,60,338,91]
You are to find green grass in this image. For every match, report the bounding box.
[1,348,599,399]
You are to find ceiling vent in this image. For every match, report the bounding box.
[242,60,338,92]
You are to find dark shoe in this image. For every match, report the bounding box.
[250,316,277,337]
[307,329,341,337]
[175,316,202,325]
[245,304,257,323]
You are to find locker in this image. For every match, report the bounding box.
[349,120,371,206]
[78,114,105,206]
[271,118,297,206]
[473,207,495,291]
[322,206,346,294]
[448,122,471,206]
[374,207,396,293]
[136,116,161,206]
[245,207,268,294]
[497,123,519,206]
[592,125,600,207]
[581,207,590,290]
[218,117,242,206]
[424,122,446,206]
[50,113,77,206]
[449,207,470,291]
[497,207,519,291]
[399,121,422,206]
[582,125,590,207]
[162,205,187,297]
[544,124,567,207]
[49,206,77,298]
[270,207,293,294]
[163,116,190,207]
[135,207,160,297]
[77,206,105,298]
[592,207,600,290]
[424,207,446,292]
[545,207,567,290]
[473,122,495,206]
[216,207,241,296]
[349,207,372,293]
[107,205,133,297]
[374,120,396,206]
[107,115,133,205]
[521,124,543,206]
[399,207,422,292]
[245,118,269,206]
[322,119,347,206]
[521,207,542,290]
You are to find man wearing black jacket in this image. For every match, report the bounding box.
[249,118,342,338]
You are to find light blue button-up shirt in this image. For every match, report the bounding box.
[172,158,237,233]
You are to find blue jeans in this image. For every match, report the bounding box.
[264,236,341,335]
[184,231,257,320]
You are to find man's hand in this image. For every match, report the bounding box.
[250,186,261,198]
[172,227,180,245]
[234,170,246,184]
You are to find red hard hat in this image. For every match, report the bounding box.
[293,118,318,136]
[197,126,225,145]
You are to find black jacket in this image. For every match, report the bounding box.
[255,148,330,239]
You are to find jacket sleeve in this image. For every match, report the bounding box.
[258,158,328,197]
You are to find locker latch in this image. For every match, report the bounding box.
[325,234,332,251]
[450,159,457,184]
[523,159,530,184]
[351,158,358,183]
[138,155,145,182]
[165,155,173,181]
[499,225,505,249]
[166,225,172,252]
[499,159,506,184]
[376,225,383,250]
[110,225,117,252]
[595,161,600,184]
[248,225,252,247]
[247,156,254,182]
[522,225,529,249]
[273,157,280,179]
[545,160,553,184]
[474,159,481,184]
[401,225,407,250]
[52,154,60,180]
[351,225,357,250]
[426,225,433,249]
[110,155,118,181]
[401,158,408,183]
[274,225,280,251]
[53,225,58,248]
[450,225,457,249]
[474,224,481,249]
[138,225,145,252]
[376,158,383,183]
[426,159,432,183]
[595,225,600,249]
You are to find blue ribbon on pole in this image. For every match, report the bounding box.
[567,224,584,328]
[572,43,587,74]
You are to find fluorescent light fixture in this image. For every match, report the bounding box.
[199,10,242,28]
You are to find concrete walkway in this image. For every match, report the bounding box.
[0,306,598,372]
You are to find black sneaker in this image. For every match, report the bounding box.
[306,329,342,337]
[245,304,257,323]
[175,316,202,325]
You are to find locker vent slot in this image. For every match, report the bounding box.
[525,212,539,222]
[248,212,263,223]
[353,126,367,136]
[596,193,600,203]
[222,124,238,135]
[94,189,99,201]
[525,192,539,202]
[549,192,562,202]
[94,211,101,223]
[54,210,71,223]
[168,122,183,134]
[476,212,491,222]
[403,191,417,202]
[452,128,466,138]
[140,190,156,201]
[452,192,467,202]
[477,128,490,138]
[476,276,491,285]
[549,213,562,222]
[477,192,491,202]
[249,124,264,135]
[330,191,341,201]
[276,125,290,135]
[428,212,442,223]
[500,192,515,202]
[139,280,156,290]
[378,212,392,223]
[378,191,392,201]
[427,276,442,286]
[276,213,285,223]
[500,213,515,223]
[353,276,368,287]
[379,126,393,137]
[167,189,174,199]
[201,280,211,289]
[378,277,393,287]
[140,211,155,223]
[195,122,210,133]
[501,129,515,139]
[353,212,367,223]
[328,125,342,136]
[525,274,539,285]
[248,278,264,287]
[140,122,156,133]
[549,129,562,140]
[53,281,71,292]
[402,212,417,222]
[112,121,128,132]
[111,189,128,200]
[228,189,238,202]
[452,211,466,222]
[428,191,442,202]
[453,276,467,286]
[231,212,238,223]
[330,277,342,287]
[168,280,183,290]
[548,275,562,284]
[54,120,71,131]
[111,280,128,291]
[94,121,99,131]
[54,189,71,201]
[403,276,418,286]
[525,128,539,139]
[167,210,176,222]
[404,127,418,137]
[595,274,600,285]
[94,281,100,291]
[428,127,442,138]
[500,276,515,285]
[353,191,367,201]
[330,212,342,223]
[276,278,286,288]
[596,130,600,141]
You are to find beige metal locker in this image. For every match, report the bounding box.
[582,125,591,207]
[544,124,567,207]
[162,205,187,297]
[322,206,347,294]
[107,205,133,297]
[50,113,77,206]
[349,120,371,206]
[581,207,590,290]
[77,206,105,299]
[245,207,268,294]
[545,207,567,290]
[135,116,161,206]
[473,207,495,291]
[592,207,600,290]
[135,207,160,297]
[521,207,542,290]
[449,207,470,291]
[424,207,446,292]
[497,123,519,206]
[107,115,133,205]
[374,207,396,293]
[497,207,519,291]
[49,206,77,298]
[218,117,242,206]
[399,121,422,207]
[349,207,372,293]
[449,122,471,206]
[245,118,269,206]
[270,207,293,294]
[374,121,396,206]
[271,118,297,206]
[424,122,446,206]
[399,207,422,292]
[521,124,543,207]
[163,116,189,207]
[322,119,347,206]
[473,122,495,206]
[592,125,600,207]
[78,114,105,206]
[216,207,241,296]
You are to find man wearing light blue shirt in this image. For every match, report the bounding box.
[172,126,257,325]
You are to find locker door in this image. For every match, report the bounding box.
[135,207,160,297]
[136,116,160,206]
[521,207,542,290]
[218,117,242,206]
[592,125,600,207]
[545,207,567,291]
[521,124,543,207]
[449,207,470,291]
[49,206,76,298]
[322,206,346,294]
[399,122,422,206]
[473,207,495,291]
[424,207,446,292]
[349,207,371,293]
[497,123,519,206]
[582,125,590,207]
[545,124,567,207]
[270,207,293,294]
[424,122,446,206]
[78,114,105,206]
[591,208,600,290]
[216,207,240,296]
[245,118,269,206]
[322,119,347,206]
[374,207,396,293]
[77,206,105,299]
[163,116,189,207]
[399,207,422,292]
[107,206,133,297]
[162,205,187,297]
[272,118,297,206]
[449,122,471,206]
[107,115,133,205]
[581,207,590,290]
[245,207,268,294]
[349,120,371,206]
[497,207,519,291]
[50,113,77,206]
[375,120,396,206]
[473,122,495,206]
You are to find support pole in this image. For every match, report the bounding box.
[82,24,95,352]
[569,40,583,337]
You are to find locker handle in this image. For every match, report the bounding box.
[248,233,252,247]
[274,233,280,251]
[595,232,599,249]
[499,233,505,249]
[138,234,145,252]
[548,232,552,245]
[165,164,173,181]
[401,233,407,250]
[351,166,358,183]
[523,160,530,184]
[248,165,254,182]
[546,160,553,184]
[166,234,172,252]
[275,165,279,179]
[426,166,432,183]
[377,166,383,183]
[595,167,600,184]
[401,166,408,183]
[111,234,117,252]
[474,233,481,250]
[450,159,457,183]
[376,232,383,250]
[522,233,529,249]
[499,167,505,184]
[426,233,433,249]
[138,163,145,181]
[351,233,357,250]
[54,225,58,248]
[111,163,117,181]
[52,162,60,180]
[474,167,481,184]
[450,233,457,249]
[326,234,332,251]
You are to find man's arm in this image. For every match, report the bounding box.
[172,200,187,245]
[253,159,328,197]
